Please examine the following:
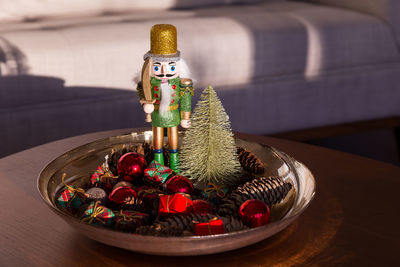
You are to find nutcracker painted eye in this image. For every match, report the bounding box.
[168,62,176,73]
[152,62,161,74]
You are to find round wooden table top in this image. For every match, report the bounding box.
[1,129,399,266]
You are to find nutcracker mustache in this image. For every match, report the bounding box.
[156,74,174,78]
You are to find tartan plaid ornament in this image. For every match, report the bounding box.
[89,166,104,185]
[56,173,88,212]
[144,160,173,185]
[89,164,119,192]
[194,217,225,236]
[81,201,115,226]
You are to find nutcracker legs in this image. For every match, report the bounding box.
[167,126,178,150]
[152,126,164,165]
[152,126,179,172]
[167,126,179,173]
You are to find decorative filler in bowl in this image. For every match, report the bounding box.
[38,24,316,255]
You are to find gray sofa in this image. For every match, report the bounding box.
[1,0,400,157]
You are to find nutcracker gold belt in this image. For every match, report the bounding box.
[154,104,179,111]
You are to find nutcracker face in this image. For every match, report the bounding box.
[151,59,179,80]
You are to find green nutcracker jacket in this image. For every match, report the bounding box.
[137,77,193,128]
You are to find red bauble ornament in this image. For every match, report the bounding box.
[109,186,137,205]
[117,152,146,182]
[192,199,213,215]
[165,175,194,194]
[239,199,270,228]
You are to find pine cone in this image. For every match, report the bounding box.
[159,213,247,234]
[217,192,247,217]
[136,223,184,236]
[218,176,293,217]
[156,213,217,232]
[136,213,217,236]
[220,216,248,233]
[237,147,264,174]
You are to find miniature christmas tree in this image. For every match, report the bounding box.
[179,86,242,188]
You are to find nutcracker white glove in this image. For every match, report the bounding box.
[180,119,191,128]
[143,103,154,114]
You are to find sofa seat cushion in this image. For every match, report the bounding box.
[0,75,142,157]
[0,75,134,108]
[306,0,400,46]
[0,1,398,89]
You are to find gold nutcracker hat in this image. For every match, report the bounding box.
[143,24,180,62]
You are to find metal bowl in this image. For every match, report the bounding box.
[37,131,316,256]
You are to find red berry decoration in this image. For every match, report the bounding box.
[117,152,146,182]
[109,186,137,205]
[239,199,270,228]
[165,175,194,194]
[192,199,213,215]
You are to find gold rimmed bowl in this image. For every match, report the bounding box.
[37,131,315,256]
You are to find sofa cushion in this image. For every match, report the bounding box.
[216,62,400,135]
[0,0,269,22]
[0,75,142,157]
[0,1,398,89]
[305,0,400,46]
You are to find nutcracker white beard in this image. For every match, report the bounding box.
[159,81,173,113]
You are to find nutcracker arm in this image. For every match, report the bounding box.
[179,78,193,128]
[140,98,156,123]
[181,111,191,120]
[179,78,193,118]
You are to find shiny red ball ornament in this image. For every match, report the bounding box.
[117,152,146,182]
[192,199,213,215]
[239,199,270,228]
[108,186,137,205]
[165,175,194,194]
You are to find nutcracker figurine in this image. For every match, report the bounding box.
[137,24,193,173]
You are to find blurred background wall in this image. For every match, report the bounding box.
[0,0,399,165]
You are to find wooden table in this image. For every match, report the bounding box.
[1,129,399,266]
